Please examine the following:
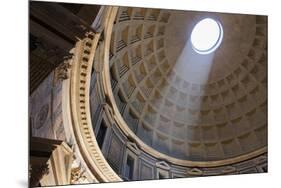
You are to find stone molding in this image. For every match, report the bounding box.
[65,6,122,182]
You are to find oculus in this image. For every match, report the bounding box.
[191,18,223,54]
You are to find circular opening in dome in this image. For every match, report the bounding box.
[191,18,223,54]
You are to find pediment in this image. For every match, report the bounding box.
[222,166,236,173]
[187,168,203,176]
[126,141,140,155]
[156,161,170,170]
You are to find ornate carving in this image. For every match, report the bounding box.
[34,104,49,129]
[55,55,73,81]
[70,165,87,184]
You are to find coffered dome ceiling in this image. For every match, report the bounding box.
[108,7,267,161]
